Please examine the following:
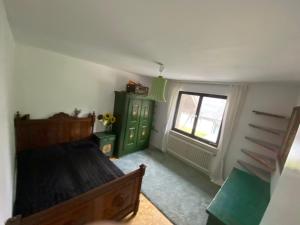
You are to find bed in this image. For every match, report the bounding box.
[6,111,145,225]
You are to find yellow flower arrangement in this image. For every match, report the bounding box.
[104,113,111,120]
[110,116,116,123]
[98,112,116,132]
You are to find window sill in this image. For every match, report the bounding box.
[169,130,218,155]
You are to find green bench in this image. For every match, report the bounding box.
[206,168,270,225]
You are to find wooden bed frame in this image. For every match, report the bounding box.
[6,111,146,225]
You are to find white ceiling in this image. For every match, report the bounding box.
[4,0,300,82]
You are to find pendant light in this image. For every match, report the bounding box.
[148,62,167,102]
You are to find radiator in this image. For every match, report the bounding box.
[167,131,216,174]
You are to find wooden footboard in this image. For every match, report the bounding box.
[6,164,146,225]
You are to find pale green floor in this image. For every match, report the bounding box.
[114,148,219,225]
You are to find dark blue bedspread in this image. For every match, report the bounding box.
[14,140,124,217]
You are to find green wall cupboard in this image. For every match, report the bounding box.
[113,91,154,157]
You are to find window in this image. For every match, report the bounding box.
[172,91,227,147]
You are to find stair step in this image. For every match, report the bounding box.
[241,149,276,172]
[237,160,270,182]
[252,110,289,120]
[248,123,286,136]
[245,136,281,152]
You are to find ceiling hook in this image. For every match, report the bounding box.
[155,62,164,75]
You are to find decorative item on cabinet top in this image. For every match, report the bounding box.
[126,80,149,95]
[113,91,154,157]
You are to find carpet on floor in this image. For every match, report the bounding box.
[113,148,219,225]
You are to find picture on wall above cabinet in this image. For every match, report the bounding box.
[113,91,154,157]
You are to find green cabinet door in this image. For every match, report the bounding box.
[140,100,153,122]
[137,100,154,149]
[128,99,142,123]
[123,99,142,153]
[124,124,139,152]
[137,124,151,149]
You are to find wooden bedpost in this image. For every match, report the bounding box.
[139,164,146,176]
[133,164,146,215]
[89,111,96,132]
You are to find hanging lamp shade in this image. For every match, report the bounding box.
[149,75,167,102]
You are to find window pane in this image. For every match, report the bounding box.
[175,94,200,134]
[195,97,227,143]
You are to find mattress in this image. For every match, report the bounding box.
[13,139,124,217]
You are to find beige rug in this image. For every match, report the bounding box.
[121,194,173,225]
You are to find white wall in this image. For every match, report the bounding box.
[260,125,300,225]
[14,44,151,131]
[151,81,300,180]
[0,0,15,224]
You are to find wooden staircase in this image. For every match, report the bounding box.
[245,136,281,153]
[248,123,285,136]
[238,110,289,182]
[252,110,289,120]
[238,160,271,182]
[241,149,276,172]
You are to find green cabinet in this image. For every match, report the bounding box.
[113,91,154,157]
[94,132,116,157]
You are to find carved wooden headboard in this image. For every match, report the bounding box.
[15,111,96,153]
